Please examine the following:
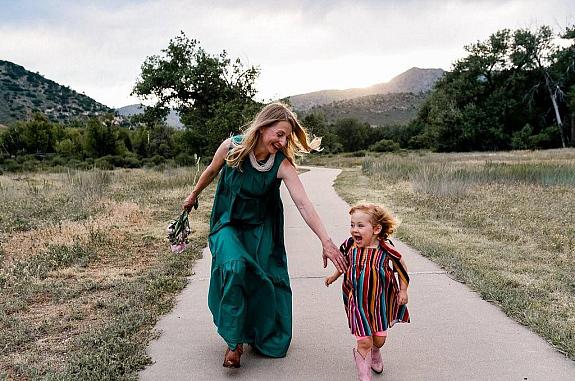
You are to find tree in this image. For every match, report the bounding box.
[83,118,120,157]
[412,24,575,151]
[332,118,372,152]
[2,113,61,155]
[511,26,570,147]
[132,32,261,155]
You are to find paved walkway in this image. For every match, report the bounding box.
[140,167,575,380]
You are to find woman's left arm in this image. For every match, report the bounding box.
[278,161,347,272]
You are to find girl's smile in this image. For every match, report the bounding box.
[350,210,382,248]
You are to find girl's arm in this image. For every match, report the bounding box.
[278,160,347,272]
[183,138,231,211]
[398,256,408,304]
[324,270,342,287]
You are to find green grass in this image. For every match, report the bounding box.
[0,167,214,380]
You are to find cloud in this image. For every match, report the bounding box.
[1,0,573,107]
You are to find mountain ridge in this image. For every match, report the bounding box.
[289,67,444,111]
[0,60,112,125]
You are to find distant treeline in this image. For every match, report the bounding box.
[0,112,403,173]
[1,25,574,173]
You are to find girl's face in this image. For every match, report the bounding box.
[350,210,382,248]
[258,121,292,154]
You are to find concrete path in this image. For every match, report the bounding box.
[140,167,575,380]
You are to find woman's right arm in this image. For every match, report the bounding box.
[182,138,231,211]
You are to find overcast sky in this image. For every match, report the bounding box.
[1,0,573,108]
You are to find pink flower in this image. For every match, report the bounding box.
[170,242,187,254]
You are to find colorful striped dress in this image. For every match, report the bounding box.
[340,237,410,336]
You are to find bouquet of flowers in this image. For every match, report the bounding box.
[168,156,201,253]
[166,200,197,254]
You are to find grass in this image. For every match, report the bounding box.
[0,166,214,380]
[307,148,575,359]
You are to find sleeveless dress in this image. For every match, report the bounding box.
[207,137,291,358]
[340,237,410,336]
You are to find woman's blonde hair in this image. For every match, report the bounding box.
[349,203,399,239]
[226,102,321,168]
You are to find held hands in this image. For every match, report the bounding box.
[398,289,408,305]
[324,275,338,287]
[183,193,199,212]
[322,239,347,273]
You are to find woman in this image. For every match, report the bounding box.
[183,102,346,368]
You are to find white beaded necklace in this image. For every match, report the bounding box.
[249,151,275,172]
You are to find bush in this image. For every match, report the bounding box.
[174,153,196,166]
[369,139,401,152]
[50,155,67,167]
[151,155,166,165]
[2,159,22,172]
[94,157,114,170]
[343,150,368,157]
[122,156,142,168]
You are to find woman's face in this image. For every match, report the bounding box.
[259,121,293,154]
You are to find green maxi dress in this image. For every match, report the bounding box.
[207,139,292,358]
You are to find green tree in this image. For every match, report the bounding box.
[3,113,60,155]
[412,24,574,151]
[132,32,261,155]
[83,118,120,157]
[332,118,372,152]
[511,26,570,147]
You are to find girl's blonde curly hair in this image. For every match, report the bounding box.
[349,203,398,239]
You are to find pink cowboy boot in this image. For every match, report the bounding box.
[371,346,384,374]
[353,348,372,381]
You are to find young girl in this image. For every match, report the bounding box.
[325,203,410,380]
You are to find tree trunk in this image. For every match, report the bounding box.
[571,112,574,147]
[545,74,566,148]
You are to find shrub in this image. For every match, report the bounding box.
[369,139,401,152]
[1,159,22,172]
[50,155,67,167]
[151,155,166,165]
[94,157,114,170]
[174,153,196,166]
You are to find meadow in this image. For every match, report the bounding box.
[0,167,214,380]
[1,148,574,380]
[305,148,575,359]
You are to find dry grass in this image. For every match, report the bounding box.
[0,167,214,380]
[308,148,575,359]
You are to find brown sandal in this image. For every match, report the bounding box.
[223,344,243,368]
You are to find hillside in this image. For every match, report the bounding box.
[117,104,184,129]
[302,92,428,126]
[289,67,444,111]
[0,60,112,125]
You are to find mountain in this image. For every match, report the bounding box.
[289,67,445,111]
[0,60,113,125]
[116,104,184,129]
[304,92,428,126]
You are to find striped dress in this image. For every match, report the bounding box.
[340,237,410,336]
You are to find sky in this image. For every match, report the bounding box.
[1,0,574,108]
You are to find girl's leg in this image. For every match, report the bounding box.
[373,331,387,348]
[356,336,373,357]
[370,331,387,374]
[354,336,373,380]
